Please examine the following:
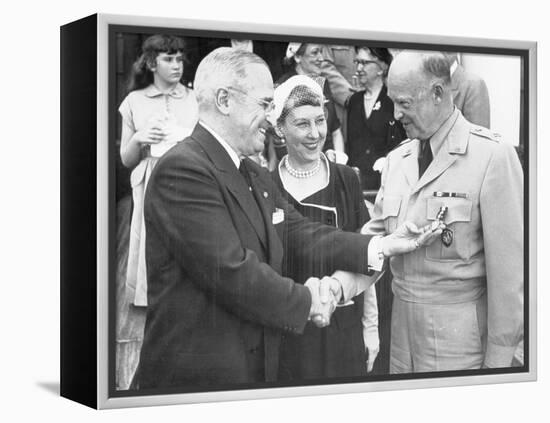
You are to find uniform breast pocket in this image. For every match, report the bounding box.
[382,196,402,233]
[425,197,473,261]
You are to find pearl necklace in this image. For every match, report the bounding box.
[283,155,322,179]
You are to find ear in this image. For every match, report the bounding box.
[274,124,284,139]
[214,87,231,115]
[146,58,157,72]
[432,83,444,104]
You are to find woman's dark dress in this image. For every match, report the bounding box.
[272,160,369,379]
[346,85,406,191]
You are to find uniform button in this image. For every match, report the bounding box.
[263,191,268,198]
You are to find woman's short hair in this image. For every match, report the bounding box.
[127,34,187,92]
[355,46,394,77]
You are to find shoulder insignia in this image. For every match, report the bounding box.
[470,125,502,143]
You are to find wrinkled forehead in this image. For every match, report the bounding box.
[388,68,427,98]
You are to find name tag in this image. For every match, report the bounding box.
[272,208,285,225]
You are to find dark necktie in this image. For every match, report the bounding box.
[418,139,433,178]
[239,159,253,191]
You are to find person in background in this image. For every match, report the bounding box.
[116,34,199,389]
[269,75,381,379]
[444,51,491,128]
[272,43,346,166]
[320,45,357,140]
[363,51,523,373]
[346,47,406,192]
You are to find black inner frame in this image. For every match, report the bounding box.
[107,23,531,399]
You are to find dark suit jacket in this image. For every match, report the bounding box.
[135,123,374,390]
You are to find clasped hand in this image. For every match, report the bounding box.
[304,276,342,328]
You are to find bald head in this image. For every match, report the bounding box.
[387,51,454,140]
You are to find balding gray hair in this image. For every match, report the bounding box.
[419,51,452,86]
[193,47,268,110]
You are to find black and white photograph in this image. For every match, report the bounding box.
[6,0,547,421]
[90,16,532,403]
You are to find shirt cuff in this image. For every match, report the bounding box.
[484,342,518,368]
[368,235,385,272]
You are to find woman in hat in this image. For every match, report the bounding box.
[267,43,346,167]
[268,75,380,380]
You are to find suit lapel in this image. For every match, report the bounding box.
[191,124,268,250]
[247,162,283,268]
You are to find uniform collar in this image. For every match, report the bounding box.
[144,82,187,98]
[426,107,460,158]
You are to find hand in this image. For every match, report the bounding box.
[305,276,341,328]
[381,221,442,257]
[363,329,380,373]
[134,116,166,145]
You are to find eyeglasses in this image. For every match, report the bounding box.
[353,59,380,67]
[226,86,275,113]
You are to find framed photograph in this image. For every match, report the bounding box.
[60,13,536,409]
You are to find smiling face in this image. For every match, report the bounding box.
[279,104,327,167]
[295,44,324,76]
[152,51,184,87]
[228,63,275,156]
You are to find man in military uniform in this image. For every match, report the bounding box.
[362,51,523,372]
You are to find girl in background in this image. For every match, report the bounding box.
[116,34,198,389]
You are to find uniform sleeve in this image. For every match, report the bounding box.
[480,141,523,367]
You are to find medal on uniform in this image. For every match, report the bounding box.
[432,205,454,247]
[441,228,453,247]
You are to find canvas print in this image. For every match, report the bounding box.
[107,23,528,400]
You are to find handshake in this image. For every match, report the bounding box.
[305,276,343,328]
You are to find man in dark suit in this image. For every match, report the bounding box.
[134,47,439,390]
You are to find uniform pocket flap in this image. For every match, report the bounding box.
[427,197,472,224]
[382,196,401,218]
